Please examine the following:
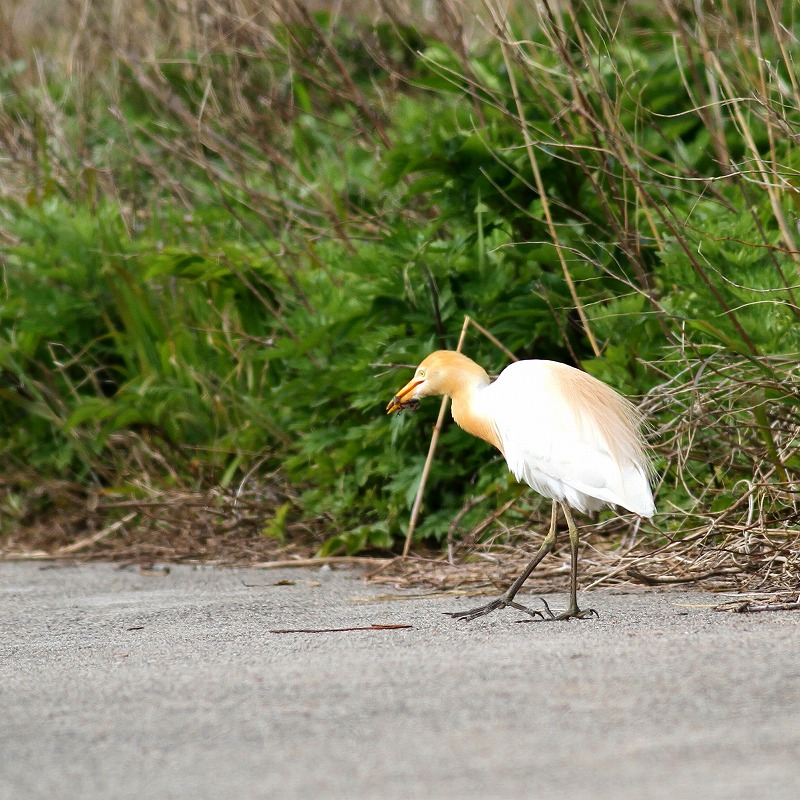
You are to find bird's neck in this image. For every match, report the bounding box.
[450,381,502,453]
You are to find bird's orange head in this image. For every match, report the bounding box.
[386,351,490,413]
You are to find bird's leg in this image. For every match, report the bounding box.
[549,504,598,621]
[446,504,558,621]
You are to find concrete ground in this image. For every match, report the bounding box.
[1,561,798,800]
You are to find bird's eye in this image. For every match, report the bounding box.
[418,369,426,378]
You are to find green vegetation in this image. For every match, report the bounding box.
[1,1,798,583]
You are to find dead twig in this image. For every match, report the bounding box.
[250,557,391,569]
[56,513,138,555]
[269,624,413,634]
[402,314,518,556]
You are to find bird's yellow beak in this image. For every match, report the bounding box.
[386,379,423,414]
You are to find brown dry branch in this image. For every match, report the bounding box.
[269,624,413,633]
[401,314,516,555]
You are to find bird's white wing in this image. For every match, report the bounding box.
[478,361,654,517]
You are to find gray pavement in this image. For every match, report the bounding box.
[1,561,798,800]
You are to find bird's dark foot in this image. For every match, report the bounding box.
[538,598,598,621]
[445,596,547,622]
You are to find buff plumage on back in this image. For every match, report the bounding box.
[482,361,655,517]
[550,363,651,471]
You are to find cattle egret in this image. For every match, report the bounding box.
[387,350,655,621]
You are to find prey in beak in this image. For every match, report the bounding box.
[386,379,423,414]
[386,395,421,414]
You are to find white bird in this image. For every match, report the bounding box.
[387,350,655,620]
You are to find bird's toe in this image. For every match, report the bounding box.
[551,606,599,621]
[444,597,506,621]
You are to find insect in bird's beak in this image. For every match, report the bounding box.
[386,379,423,414]
[386,395,421,414]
